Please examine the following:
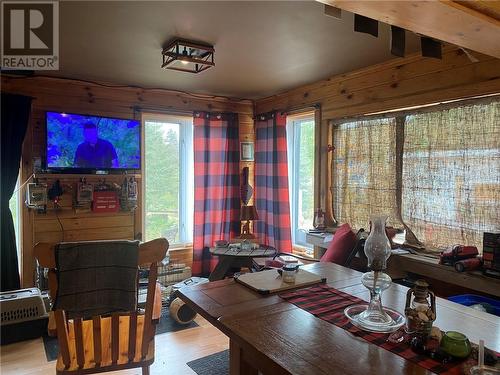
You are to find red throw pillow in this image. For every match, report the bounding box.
[320,223,357,265]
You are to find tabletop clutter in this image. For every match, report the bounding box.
[241,215,499,374]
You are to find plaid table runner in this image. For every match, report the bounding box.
[280,284,473,374]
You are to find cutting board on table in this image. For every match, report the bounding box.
[235,269,326,294]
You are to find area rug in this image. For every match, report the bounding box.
[186,350,229,375]
[43,307,199,362]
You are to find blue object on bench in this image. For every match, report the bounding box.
[448,294,500,317]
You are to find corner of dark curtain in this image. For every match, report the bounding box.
[1,93,32,291]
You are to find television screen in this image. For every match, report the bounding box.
[46,112,140,170]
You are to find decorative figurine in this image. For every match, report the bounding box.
[344,215,405,333]
[313,208,326,230]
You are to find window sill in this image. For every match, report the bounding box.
[168,243,193,251]
[292,244,314,255]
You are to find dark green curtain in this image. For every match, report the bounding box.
[1,93,32,291]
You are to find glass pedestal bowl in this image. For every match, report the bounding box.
[344,271,405,333]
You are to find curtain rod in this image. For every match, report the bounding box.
[330,94,500,125]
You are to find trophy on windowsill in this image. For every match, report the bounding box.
[344,215,405,333]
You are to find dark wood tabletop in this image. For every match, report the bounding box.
[207,245,277,281]
[177,262,500,375]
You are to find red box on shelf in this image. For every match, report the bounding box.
[92,191,119,213]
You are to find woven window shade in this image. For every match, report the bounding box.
[332,118,400,230]
[402,101,500,250]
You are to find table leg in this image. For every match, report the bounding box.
[229,339,258,375]
[209,256,234,281]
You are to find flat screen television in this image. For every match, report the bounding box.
[46,111,140,172]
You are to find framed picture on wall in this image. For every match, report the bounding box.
[240,142,254,161]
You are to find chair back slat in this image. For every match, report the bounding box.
[128,311,138,362]
[92,316,102,366]
[33,238,169,371]
[111,313,120,363]
[74,318,85,368]
[141,262,158,358]
[54,310,71,368]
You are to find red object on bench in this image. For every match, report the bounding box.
[320,223,357,265]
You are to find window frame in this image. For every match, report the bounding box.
[141,113,193,246]
[287,113,315,248]
[329,95,500,252]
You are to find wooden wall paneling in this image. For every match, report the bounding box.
[256,48,500,115]
[238,112,256,233]
[317,0,500,58]
[1,76,253,116]
[168,247,194,269]
[34,214,134,233]
[34,226,135,243]
[454,0,500,21]
[322,58,500,119]
[2,75,253,286]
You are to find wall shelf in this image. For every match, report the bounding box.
[34,173,142,179]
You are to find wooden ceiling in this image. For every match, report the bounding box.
[455,0,500,21]
[318,0,500,58]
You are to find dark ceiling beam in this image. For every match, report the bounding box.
[317,0,500,59]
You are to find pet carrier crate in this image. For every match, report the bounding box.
[0,288,49,345]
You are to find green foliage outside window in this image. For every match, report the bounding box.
[144,122,180,243]
[298,120,315,229]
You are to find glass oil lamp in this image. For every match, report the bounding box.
[344,215,405,333]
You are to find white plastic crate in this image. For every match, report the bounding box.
[0,288,48,326]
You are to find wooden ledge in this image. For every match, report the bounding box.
[388,253,500,298]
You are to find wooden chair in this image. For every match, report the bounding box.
[34,238,169,375]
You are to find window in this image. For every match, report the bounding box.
[287,114,315,247]
[143,115,193,245]
[330,98,500,251]
[332,118,399,231]
[402,101,500,250]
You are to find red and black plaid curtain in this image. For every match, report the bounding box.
[254,112,292,252]
[192,112,241,276]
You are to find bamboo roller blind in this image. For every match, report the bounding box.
[331,98,500,251]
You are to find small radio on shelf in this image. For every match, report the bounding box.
[77,178,93,203]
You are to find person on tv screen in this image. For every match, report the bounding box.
[74,122,119,168]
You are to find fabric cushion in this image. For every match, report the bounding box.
[320,223,357,265]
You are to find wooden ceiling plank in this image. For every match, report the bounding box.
[317,0,500,58]
[453,0,500,22]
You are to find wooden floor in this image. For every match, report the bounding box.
[0,317,229,375]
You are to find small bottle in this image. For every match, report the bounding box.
[282,264,299,283]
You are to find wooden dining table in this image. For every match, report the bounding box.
[177,262,500,375]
